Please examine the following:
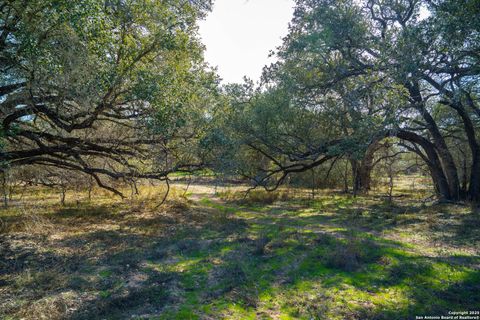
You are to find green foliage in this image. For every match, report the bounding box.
[0,0,218,192]
[209,0,479,201]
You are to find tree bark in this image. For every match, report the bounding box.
[359,141,381,192]
[395,130,451,200]
[448,101,480,202]
[350,140,382,194]
[350,158,369,196]
[407,82,460,200]
[420,112,461,199]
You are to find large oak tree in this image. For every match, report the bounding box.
[0,0,217,196]
[221,0,479,202]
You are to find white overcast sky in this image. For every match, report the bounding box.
[198,0,295,84]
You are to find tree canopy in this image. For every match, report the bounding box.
[1,0,217,196]
[1,0,479,203]
[214,0,480,202]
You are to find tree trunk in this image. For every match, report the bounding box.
[450,102,480,202]
[60,189,66,206]
[407,82,460,200]
[351,159,362,196]
[469,156,480,203]
[359,141,380,192]
[395,130,451,200]
[460,149,468,196]
[419,108,460,200]
[463,93,480,203]
[350,140,381,195]
[352,160,373,194]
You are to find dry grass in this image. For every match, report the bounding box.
[218,188,292,205]
[0,179,479,320]
[0,183,197,319]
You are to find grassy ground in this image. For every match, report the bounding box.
[0,182,479,319]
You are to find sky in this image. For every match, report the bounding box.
[198,0,295,84]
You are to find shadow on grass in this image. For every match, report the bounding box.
[53,205,114,219]
[1,193,479,320]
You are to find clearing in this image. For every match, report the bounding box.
[0,182,479,319]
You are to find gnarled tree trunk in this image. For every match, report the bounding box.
[395,130,451,201]
[447,101,480,203]
[351,141,381,194]
[407,82,460,200]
